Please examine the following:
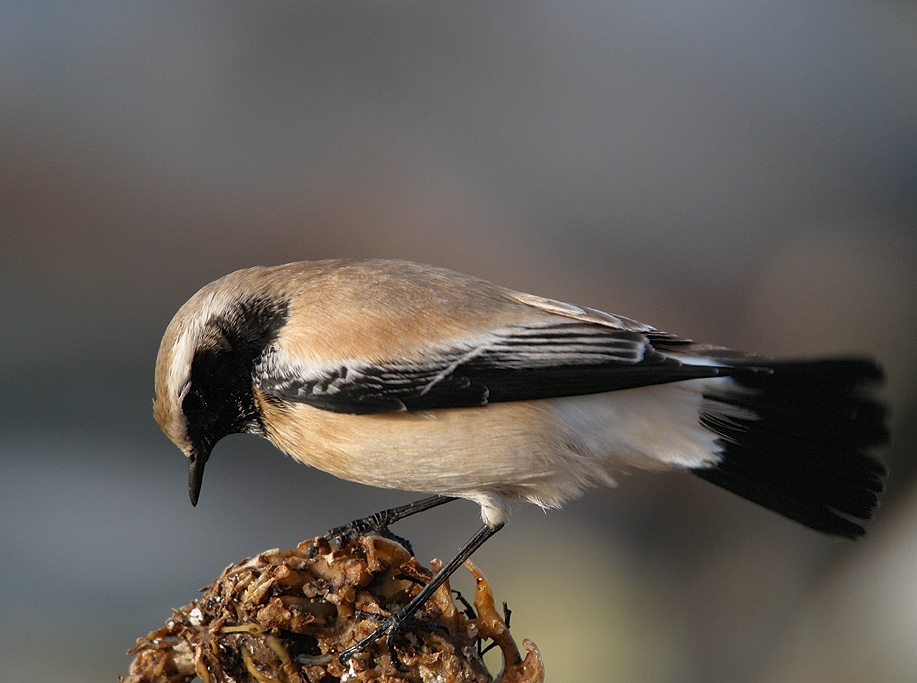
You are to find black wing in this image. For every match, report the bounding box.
[254,321,745,415]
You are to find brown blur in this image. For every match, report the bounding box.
[1,4,915,682]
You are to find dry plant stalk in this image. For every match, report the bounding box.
[121,535,543,683]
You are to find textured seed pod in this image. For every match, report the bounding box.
[121,535,543,683]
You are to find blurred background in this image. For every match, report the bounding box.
[1,2,915,682]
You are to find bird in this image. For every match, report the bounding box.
[153,257,888,661]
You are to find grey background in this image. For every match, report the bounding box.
[2,3,915,682]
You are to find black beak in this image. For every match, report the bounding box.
[188,447,210,507]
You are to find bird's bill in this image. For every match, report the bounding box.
[188,447,210,507]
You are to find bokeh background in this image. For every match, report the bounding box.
[2,3,915,682]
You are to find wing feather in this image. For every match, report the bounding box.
[254,320,745,415]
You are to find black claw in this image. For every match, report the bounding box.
[340,615,444,666]
[318,518,416,555]
[317,496,457,557]
[387,632,405,671]
[452,589,476,620]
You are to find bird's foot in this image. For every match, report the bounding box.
[340,609,445,665]
[338,521,504,665]
[310,511,416,557]
[308,496,457,558]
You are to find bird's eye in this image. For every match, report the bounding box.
[183,390,205,416]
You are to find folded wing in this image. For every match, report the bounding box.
[254,320,751,414]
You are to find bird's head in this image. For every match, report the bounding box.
[153,268,289,505]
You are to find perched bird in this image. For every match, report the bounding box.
[153,258,888,660]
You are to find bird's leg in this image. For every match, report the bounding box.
[314,495,457,556]
[338,520,504,664]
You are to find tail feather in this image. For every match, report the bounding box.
[691,359,888,538]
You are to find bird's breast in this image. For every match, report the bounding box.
[254,389,578,498]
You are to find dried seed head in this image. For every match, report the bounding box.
[121,535,543,683]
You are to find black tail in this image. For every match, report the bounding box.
[691,359,888,538]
